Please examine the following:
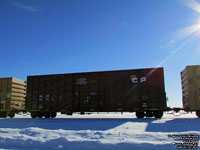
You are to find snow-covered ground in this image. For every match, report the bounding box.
[0,112,199,150]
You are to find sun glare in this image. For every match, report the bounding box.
[181,0,200,13]
[192,18,200,38]
[197,18,200,27]
[151,1,200,75]
[196,17,200,32]
[175,1,200,41]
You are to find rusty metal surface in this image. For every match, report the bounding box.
[26,68,167,113]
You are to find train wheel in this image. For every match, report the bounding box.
[153,111,163,118]
[51,112,57,118]
[8,112,15,118]
[146,111,153,117]
[80,112,85,115]
[136,112,145,118]
[38,112,43,118]
[196,111,200,118]
[44,113,50,118]
[31,112,38,118]
[67,113,72,116]
[0,112,7,118]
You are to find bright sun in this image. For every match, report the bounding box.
[197,18,200,28]
[176,0,200,39]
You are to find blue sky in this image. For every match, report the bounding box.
[1,0,200,107]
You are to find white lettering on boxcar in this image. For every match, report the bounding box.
[132,77,138,83]
[76,78,87,85]
[131,77,147,83]
[141,77,146,82]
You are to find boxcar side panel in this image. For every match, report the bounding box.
[107,68,166,112]
[27,67,167,113]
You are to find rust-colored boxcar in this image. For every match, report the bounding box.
[26,68,167,118]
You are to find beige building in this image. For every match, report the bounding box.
[0,77,26,117]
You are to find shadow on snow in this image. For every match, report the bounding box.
[0,137,174,150]
[145,118,200,132]
[0,118,199,132]
[0,118,154,130]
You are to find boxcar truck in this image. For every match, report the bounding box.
[0,77,26,118]
[181,65,200,118]
[26,67,167,118]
